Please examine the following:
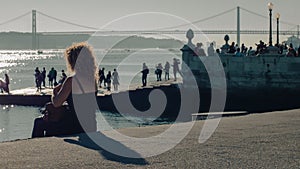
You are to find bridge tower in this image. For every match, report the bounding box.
[32,10,37,50]
[237,6,240,47]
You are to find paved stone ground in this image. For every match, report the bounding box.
[0,109,299,168]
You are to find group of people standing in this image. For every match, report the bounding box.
[142,57,183,87]
[97,57,182,91]
[34,67,67,92]
[194,42,216,56]
[98,68,119,91]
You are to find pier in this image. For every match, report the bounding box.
[0,80,194,121]
[0,80,181,109]
[0,80,180,107]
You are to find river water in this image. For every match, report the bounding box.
[0,48,181,142]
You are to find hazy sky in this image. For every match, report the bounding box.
[0,0,298,46]
[0,0,298,32]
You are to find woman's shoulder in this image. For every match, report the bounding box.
[64,75,72,80]
[62,75,73,86]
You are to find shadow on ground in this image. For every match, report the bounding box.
[64,132,148,165]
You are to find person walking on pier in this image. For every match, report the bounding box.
[32,42,98,138]
[141,63,149,87]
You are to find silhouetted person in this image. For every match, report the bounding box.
[207,43,215,56]
[58,70,67,84]
[241,43,247,53]
[0,73,10,93]
[141,63,149,87]
[172,58,183,81]
[48,67,57,88]
[235,48,243,57]
[98,67,106,88]
[155,63,163,81]
[47,70,53,88]
[255,40,266,54]
[41,67,46,87]
[287,43,296,57]
[112,69,119,91]
[279,45,284,54]
[34,67,42,92]
[164,61,170,80]
[247,47,255,56]
[106,71,112,91]
[228,42,236,54]
[53,68,58,86]
[216,49,220,56]
[4,73,10,93]
[194,42,206,56]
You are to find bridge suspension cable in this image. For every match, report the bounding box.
[36,11,99,30]
[155,7,236,30]
[240,7,296,27]
[0,11,31,27]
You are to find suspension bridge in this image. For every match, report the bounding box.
[0,7,299,49]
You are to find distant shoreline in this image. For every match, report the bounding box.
[0,32,183,50]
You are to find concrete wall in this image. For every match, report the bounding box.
[182,46,300,90]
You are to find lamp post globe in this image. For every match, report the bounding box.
[268,2,274,10]
[276,13,280,19]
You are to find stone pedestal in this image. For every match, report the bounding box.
[181,45,194,67]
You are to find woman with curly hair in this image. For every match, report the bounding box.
[32,42,98,137]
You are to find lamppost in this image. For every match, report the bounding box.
[268,2,274,46]
[276,13,280,46]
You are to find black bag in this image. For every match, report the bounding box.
[41,102,69,122]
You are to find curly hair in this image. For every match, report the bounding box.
[64,42,98,81]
